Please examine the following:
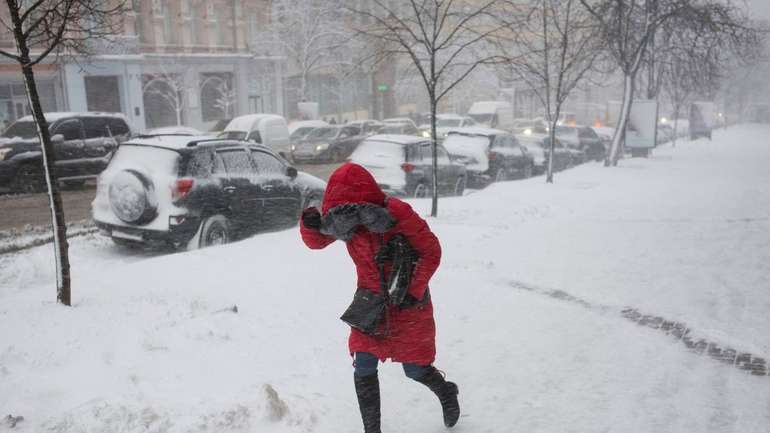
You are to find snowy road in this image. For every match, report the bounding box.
[1,125,769,432]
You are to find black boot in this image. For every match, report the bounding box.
[413,367,460,428]
[354,373,381,433]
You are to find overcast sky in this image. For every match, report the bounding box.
[748,0,770,20]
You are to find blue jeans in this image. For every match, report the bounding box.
[353,352,431,380]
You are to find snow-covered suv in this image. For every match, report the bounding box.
[92,135,325,250]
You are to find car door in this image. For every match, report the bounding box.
[50,119,85,178]
[434,145,454,193]
[510,135,529,176]
[216,148,263,233]
[81,117,114,175]
[250,149,301,226]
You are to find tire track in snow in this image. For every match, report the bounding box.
[508,280,768,378]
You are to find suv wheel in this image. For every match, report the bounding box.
[523,164,533,179]
[14,164,45,194]
[199,215,230,248]
[413,182,429,198]
[453,176,466,196]
[494,168,507,183]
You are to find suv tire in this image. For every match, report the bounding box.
[199,214,230,248]
[109,169,157,224]
[13,163,45,194]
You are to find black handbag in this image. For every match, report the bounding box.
[340,288,388,335]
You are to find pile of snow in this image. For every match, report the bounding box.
[1,125,769,432]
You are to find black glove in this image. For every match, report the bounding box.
[302,207,322,230]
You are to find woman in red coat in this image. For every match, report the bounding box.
[300,163,460,433]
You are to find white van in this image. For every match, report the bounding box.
[219,114,291,156]
[467,101,514,131]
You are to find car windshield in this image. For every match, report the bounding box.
[436,118,462,127]
[307,127,339,140]
[350,140,404,165]
[555,126,576,136]
[218,130,247,140]
[468,113,493,124]
[2,121,40,139]
[290,127,315,140]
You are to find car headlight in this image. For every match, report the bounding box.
[291,144,296,151]
[523,128,532,135]
[0,148,11,161]
[421,130,431,138]
[315,143,329,152]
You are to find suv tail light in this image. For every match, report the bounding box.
[488,152,497,161]
[173,178,194,201]
[401,163,415,173]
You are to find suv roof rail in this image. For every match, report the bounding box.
[186,138,235,147]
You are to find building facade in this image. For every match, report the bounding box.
[0,0,285,132]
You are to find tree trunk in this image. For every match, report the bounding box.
[608,73,635,166]
[21,65,72,306]
[430,95,438,217]
[546,120,558,183]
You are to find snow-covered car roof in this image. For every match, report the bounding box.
[467,101,512,114]
[224,114,284,132]
[288,120,328,135]
[435,113,465,120]
[382,117,415,125]
[123,135,240,151]
[17,112,127,122]
[364,134,430,145]
[446,127,507,137]
[146,126,203,136]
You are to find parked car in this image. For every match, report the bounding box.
[512,118,536,135]
[383,117,418,129]
[467,101,514,130]
[146,126,204,136]
[419,114,477,139]
[288,120,329,143]
[291,125,366,163]
[218,114,291,157]
[92,135,325,250]
[379,123,419,135]
[346,119,385,136]
[349,134,467,197]
[0,112,131,193]
[443,127,534,188]
[555,125,602,162]
[516,133,573,174]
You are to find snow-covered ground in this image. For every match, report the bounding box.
[1,125,769,432]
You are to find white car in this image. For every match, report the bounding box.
[218,114,291,157]
[146,126,204,136]
[419,114,477,139]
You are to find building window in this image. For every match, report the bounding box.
[200,72,235,121]
[85,76,122,113]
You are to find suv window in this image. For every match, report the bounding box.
[107,118,130,136]
[218,149,254,175]
[82,117,108,139]
[251,150,284,175]
[580,128,598,139]
[187,150,215,177]
[247,130,262,143]
[54,120,83,141]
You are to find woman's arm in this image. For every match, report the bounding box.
[388,199,441,300]
[300,208,336,249]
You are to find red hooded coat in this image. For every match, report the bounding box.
[300,163,441,365]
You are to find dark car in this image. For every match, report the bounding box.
[555,125,604,162]
[92,136,326,250]
[349,134,467,197]
[291,125,366,163]
[346,120,385,136]
[378,123,419,136]
[516,133,573,174]
[443,128,534,188]
[0,112,131,193]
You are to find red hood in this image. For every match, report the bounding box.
[322,163,386,213]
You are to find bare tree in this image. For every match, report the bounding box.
[0,0,125,306]
[501,0,601,183]
[142,70,186,127]
[349,0,505,217]
[578,0,696,165]
[267,0,352,103]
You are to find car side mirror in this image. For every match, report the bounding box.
[51,133,64,143]
[286,166,298,179]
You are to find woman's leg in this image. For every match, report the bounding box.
[353,352,381,433]
[403,363,460,428]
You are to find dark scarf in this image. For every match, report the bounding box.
[320,203,395,241]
